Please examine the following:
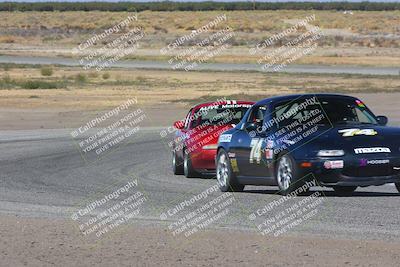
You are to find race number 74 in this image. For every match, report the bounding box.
[338,128,377,137]
[250,139,263,164]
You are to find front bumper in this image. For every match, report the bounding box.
[298,157,400,187]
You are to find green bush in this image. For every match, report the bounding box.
[2,74,12,84]
[40,66,53,76]
[20,80,60,89]
[3,64,11,71]
[75,73,87,83]
[102,73,110,80]
[136,76,147,82]
[0,75,67,90]
[0,74,15,89]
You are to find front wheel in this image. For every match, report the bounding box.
[275,154,304,196]
[333,186,357,197]
[216,150,244,192]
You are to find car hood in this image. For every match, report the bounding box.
[288,125,400,157]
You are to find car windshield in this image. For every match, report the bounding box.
[273,97,378,128]
[191,105,251,128]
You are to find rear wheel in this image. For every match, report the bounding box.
[333,186,357,197]
[216,150,244,192]
[184,150,198,178]
[172,149,183,175]
[275,154,304,196]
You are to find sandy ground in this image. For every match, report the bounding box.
[1,215,399,267]
[0,106,188,130]
[2,46,400,67]
[0,92,399,130]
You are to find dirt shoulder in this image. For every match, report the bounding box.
[0,215,399,267]
[0,92,399,131]
[0,105,188,130]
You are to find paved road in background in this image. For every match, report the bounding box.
[0,55,399,75]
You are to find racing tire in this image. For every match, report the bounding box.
[333,186,357,197]
[216,149,244,192]
[172,149,184,175]
[275,154,304,196]
[395,183,400,193]
[184,150,199,178]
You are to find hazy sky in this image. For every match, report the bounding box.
[0,0,399,3]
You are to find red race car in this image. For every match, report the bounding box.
[172,100,254,178]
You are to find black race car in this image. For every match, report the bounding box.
[216,94,400,196]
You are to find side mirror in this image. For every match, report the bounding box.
[376,116,388,126]
[173,120,184,130]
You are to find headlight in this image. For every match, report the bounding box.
[317,150,345,157]
[202,144,218,150]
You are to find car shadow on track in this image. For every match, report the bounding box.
[242,189,400,197]
[200,174,217,179]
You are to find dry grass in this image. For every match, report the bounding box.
[1,10,399,66]
[1,10,399,35]
[0,10,399,48]
[0,35,16,43]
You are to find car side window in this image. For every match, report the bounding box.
[248,105,267,125]
[273,101,305,129]
[355,108,375,123]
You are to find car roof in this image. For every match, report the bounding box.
[192,100,255,110]
[255,93,358,106]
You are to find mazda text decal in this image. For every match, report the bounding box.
[354,147,391,154]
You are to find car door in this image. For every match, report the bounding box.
[235,105,271,177]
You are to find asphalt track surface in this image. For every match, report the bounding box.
[0,55,399,75]
[1,127,400,242]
